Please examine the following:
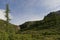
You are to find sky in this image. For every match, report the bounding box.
[0,0,60,25]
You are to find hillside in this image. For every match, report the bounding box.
[0,10,60,40]
[19,11,60,31]
[0,19,18,33]
[18,11,60,40]
[0,19,19,40]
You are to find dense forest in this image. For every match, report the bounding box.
[0,10,60,40]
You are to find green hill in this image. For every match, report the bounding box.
[19,11,60,31]
[18,11,60,40]
[0,19,19,40]
[0,10,60,40]
[0,19,18,33]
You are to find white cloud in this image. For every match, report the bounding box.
[0,9,6,20]
[10,0,60,25]
[0,9,12,21]
[43,0,60,8]
[24,0,60,11]
[27,0,60,13]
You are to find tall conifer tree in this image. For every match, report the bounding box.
[5,4,10,27]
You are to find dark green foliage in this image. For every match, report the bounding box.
[0,19,19,40]
[19,11,60,31]
[17,10,60,40]
[5,4,10,28]
[5,4,10,22]
[1,5,60,40]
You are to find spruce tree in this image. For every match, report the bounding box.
[5,4,10,27]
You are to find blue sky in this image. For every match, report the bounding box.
[0,0,60,25]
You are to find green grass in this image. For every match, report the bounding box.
[0,10,60,40]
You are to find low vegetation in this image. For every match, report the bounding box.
[0,10,60,40]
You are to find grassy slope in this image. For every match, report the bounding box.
[0,19,18,33]
[19,11,60,40]
[0,11,60,40]
[0,19,20,40]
